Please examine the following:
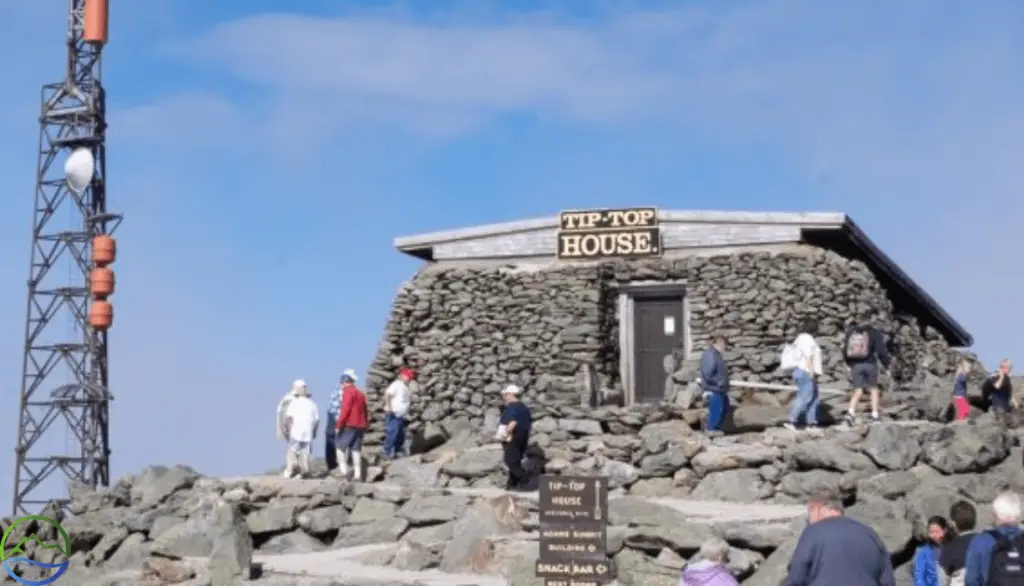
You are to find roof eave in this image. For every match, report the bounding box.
[838,218,973,347]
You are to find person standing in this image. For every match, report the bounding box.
[784,319,824,431]
[382,368,415,459]
[952,361,972,422]
[913,516,951,586]
[965,491,1024,586]
[940,500,977,586]
[497,384,532,491]
[324,373,349,472]
[282,383,319,479]
[700,335,731,433]
[276,380,304,444]
[843,314,891,424]
[335,370,368,481]
[982,359,1015,416]
[783,490,895,586]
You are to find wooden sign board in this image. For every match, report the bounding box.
[538,476,608,523]
[556,207,661,260]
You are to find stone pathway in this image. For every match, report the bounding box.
[213,475,805,584]
[250,544,506,585]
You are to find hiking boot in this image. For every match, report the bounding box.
[782,422,798,431]
[870,414,882,424]
[843,412,857,426]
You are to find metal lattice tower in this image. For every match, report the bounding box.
[11,0,119,515]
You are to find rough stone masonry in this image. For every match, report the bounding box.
[363,248,982,447]
[9,414,1024,586]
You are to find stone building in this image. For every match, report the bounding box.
[367,209,972,426]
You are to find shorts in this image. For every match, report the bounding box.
[952,396,970,421]
[335,428,364,451]
[288,440,312,454]
[850,362,879,389]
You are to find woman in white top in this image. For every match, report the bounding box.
[786,318,824,430]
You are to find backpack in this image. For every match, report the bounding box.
[986,531,1024,586]
[845,329,871,360]
[780,343,800,371]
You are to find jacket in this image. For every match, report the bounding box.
[913,544,940,586]
[680,560,739,586]
[336,384,369,431]
[783,516,895,586]
[700,347,730,394]
[965,526,1023,586]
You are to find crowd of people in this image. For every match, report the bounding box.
[674,491,1024,586]
[700,312,1015,432]
[273,366,536,490]
[275,367,416,480]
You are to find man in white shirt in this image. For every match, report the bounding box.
[382,368,415,459]
[276,379,304,441]
[282,382,320,478]
[785,318,824,431]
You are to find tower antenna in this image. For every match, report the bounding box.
[11,0,120,515]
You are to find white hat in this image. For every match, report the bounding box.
[501,384,521,395]
[342,369,358,382]
[291,379,306,392]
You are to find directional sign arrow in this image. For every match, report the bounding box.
[596,564,608,575]
[587,544,596,552]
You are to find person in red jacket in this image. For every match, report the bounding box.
[334,370,368,480]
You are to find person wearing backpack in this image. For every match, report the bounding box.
[842,314,892,425]
[964,491,1024,586]
[781,318,824,431]
[940,500,978,586]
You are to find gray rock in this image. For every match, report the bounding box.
[205,498,253,585]
[860,424,921,470]
[398,494,470,525]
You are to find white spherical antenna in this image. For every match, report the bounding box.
[64,148,95,193]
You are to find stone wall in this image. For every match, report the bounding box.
[366,247,974,442]
[28,416,1024,586]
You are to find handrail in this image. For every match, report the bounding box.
[698,378,848,397]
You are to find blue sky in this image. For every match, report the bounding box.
[0,0,1021,508]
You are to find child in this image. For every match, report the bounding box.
[952,361,971,422]
[913,516,951,586]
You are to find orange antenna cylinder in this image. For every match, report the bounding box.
[88,300,113,330]
[90,267,115,298]
[92,235,116,266]
[82,0,109,45]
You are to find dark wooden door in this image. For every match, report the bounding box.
[633,296,684,404]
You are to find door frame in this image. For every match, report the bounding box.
[616,280,690,406]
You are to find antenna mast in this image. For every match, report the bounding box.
[11,0,120,515]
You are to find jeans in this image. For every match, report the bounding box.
[325,415,338,470]
[706,392,730,431]
[789,368,819,425]
[383,413,407,457]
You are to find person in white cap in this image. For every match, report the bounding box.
[282,382,320,478]
[277,379,305,443]
[497,384,532,491]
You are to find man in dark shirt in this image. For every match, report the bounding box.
[784,490,895,586]
[498,384,532,491]
[699,335,731,433]
[939,500,977,582]
[982,359,1014,418]
[843,315,892,425]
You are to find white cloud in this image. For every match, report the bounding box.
[148,1,1024,363]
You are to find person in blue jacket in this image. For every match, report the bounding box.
[965,491,1024,586]
[914,516,951,586]
[699,335,731,432]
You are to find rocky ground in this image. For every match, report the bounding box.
[3,413,1022,586]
